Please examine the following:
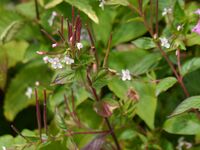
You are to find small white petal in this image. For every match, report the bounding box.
[51,63,58,69]
[57,63,63,69]
[48,11,57,26]
[48,58,53,63]
[76,42,83,50]
[35,81,40,86]
[52,11,57,16]
[159,37,170,48]
[25,87,33,99]
[63,56,74,65]
[99,0,105,10]
[52,43,58,48]
[43,56,49,63]
[162,8,172,16]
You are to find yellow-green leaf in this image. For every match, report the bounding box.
[64,0,99,23]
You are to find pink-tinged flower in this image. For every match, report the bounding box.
[76,42,83,50]
[192,20,200,35]
[36,51,47,55]
[194,9,200,15]
[121,69,131,81]
[43,56,49,63]
[52,43,58,48]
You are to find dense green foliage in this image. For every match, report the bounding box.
[1,0,200,149]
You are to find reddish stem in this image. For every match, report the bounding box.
[86,69,121,150]
[86,24,99,70]
[41,29,57,43]
[11,125,29,141]
[155,0,159,36]
[35,88,42,141]
[130,1,190,97]
[43,89,48,135]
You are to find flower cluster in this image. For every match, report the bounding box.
[43,56,74,69]
[159,37,170,48]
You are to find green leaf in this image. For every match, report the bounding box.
[108,77,129,100]
[108,49,149,71]
[108,78,157,129]
[51,69,75,85]
[0,40,29,68]
[105,0,129,6]
[92,8,117,45]
[82,134,106,150]
[0,50,7,90]
[16,1,36,19]
[164,113,200,135]
[4,61,52,121]
[0,21,23,44]
[0,9,21,36]
[156,77,177,96]
[186,33,200,46]
[181,57,200,76]
[112,13,147,45]
[45,0,63,9]
[173,1,185,22]
[55,108,67,130]
[132,37,156,50]
[134,80,157,129]
[64,0,99,23]
[170,96,200,117]
[0,135,14,148]
[38,140,67,150]
[77,101,102,129]
[131,53,161,75]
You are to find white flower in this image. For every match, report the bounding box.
[121,69,131,81]
[51,62,63,69]
[35,81,40,86]
[177,25,183,31]
[76,42,83,50]
[99,0,105,10]
[162,8,172,16]
[159,37,170,48]
[2,146,6,150]
[62,56,74,65]
[48,11,57,26]
[52,43,58,48]
[176,137,192,150]
[43,56,49,63]
[25,87,33,99]
[50,57,63,69]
